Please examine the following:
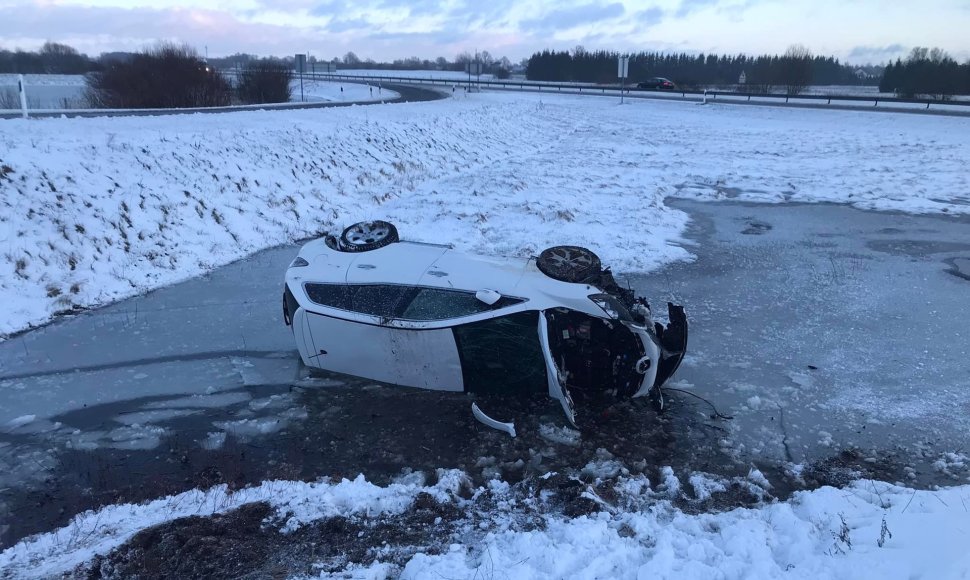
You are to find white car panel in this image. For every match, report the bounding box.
[538,311,577,426]
[302,311,464,392]
[631,326,662,397]
[293,307,315,364]
[419,250,530,295]
[345,244,448,286]
[291,242,609,323]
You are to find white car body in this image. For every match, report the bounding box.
[283,236,686,426]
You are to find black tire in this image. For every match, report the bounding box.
[536,245,602,283]
[338,220,399,252]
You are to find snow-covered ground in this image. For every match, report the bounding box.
[0,74,87,87]
[1,466,968,578]
[0,75,397,112]
[2,90,970,577]
[0,74,88,109]
[292,78,398,103]
[326,68,496,81]
[2,92,968,338]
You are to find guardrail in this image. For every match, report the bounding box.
[309,72,970,112]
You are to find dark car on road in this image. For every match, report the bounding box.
[637,77,675,90]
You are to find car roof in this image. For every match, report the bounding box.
[289,238,609,318]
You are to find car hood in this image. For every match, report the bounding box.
[342,243,449,285]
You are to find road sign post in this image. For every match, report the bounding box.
[617,56,630,104]
[465,62,482,91]
[295,54,307,102]
[18,74,28,119]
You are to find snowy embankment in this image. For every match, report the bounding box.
[292,79,399,103]
[3,93,969,339]
[1,467,968,578]
[2,90,970,577]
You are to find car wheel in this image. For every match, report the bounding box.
[536,245,601,283]
[338,220,399,252]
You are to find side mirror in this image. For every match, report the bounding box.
[475,289,501,305]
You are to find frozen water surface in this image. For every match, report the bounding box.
[639,200,970,471]
[1,200,969,549]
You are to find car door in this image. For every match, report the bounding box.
[303,312,464,391]
[300,283,464,391]
[537,311,577,427]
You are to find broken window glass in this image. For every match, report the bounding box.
[453,311,546,394]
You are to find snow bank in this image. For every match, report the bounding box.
[409,478,970,580]
[2,471,968,579]
[402,480,970,579]
[2,92,968,339]
[0,469,470,577]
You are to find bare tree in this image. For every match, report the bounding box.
[85,42,230,109]
[780,44,813,95]
[342,52,361,66]
[0,88,18,109]
[235,59,292,104]
[39,42,90,74]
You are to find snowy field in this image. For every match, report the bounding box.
[293,78,398,103]
[2,91,970,577]
[0,74,88,109]
[0,74,87,87]
[0,74,397,112]
[325,68,496,81]
[2,92,968,339]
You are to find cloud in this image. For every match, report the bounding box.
[325,16,373,33]
[847,44,907,64]
[310,1,349,17]
[368,29,469,44]
[373,0,453,17]
[634,6,666,26]
[519,2,625,33]
[0,4,324,55]
[675,0,719,18]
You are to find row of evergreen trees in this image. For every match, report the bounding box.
[879,48,970,99]
[0,42,97,74]
[526,48,867,90]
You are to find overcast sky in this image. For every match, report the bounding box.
[1,0,968,64]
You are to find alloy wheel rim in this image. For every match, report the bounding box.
[547,247,593,270]
[347,223,389,246]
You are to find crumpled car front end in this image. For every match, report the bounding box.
[573,268,689,410]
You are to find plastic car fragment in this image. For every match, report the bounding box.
[471,403,516,437]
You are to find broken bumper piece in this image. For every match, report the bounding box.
[653,302,688,389]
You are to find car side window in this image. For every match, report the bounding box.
[400,288,522,321]
[304,284,522,320]
[303,283,412,318]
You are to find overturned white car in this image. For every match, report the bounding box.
[283,220,687,428]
